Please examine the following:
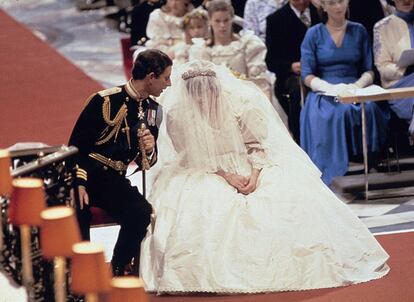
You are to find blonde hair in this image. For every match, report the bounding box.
[182,8,209,30]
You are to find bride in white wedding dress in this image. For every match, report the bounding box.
[140,60,389,294]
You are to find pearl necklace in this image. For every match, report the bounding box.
[326,21,347,31]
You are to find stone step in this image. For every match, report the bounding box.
[331,170,414,194]
[364,186,414,200]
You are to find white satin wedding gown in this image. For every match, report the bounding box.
[139,61,389,294]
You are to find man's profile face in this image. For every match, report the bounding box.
[149,66,172,97]
[289,0,310,11]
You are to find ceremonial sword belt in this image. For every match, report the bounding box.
[89,152,128,172]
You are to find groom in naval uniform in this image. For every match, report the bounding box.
[68,49,172,276]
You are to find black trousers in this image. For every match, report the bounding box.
[76,167,152,267]
[276,75,302,143]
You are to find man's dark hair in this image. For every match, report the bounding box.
[132,49,173,80]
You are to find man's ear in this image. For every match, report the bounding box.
[148,72,157,80]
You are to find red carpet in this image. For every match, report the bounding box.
[150,232,414,302]
[1,10,413,302]
[0,10,102,148]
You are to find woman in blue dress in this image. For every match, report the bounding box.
[300,0,389,185]
[374,0,414,137]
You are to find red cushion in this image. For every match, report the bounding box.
[90,207,117,226]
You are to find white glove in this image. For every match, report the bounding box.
[353,71,374,88]
[310,77,333,92]
[328,83,351,96]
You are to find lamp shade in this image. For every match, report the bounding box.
[107,277,149,302]
[9,178,46,226]
[0,149,12,196]
[71,241,111,294]
[40,206,81,258]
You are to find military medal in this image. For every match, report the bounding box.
[138,100,145,120]
[147,109,156,126]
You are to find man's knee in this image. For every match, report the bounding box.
[122,200,152,228]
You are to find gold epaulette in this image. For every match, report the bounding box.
[82,87,122,109]
[98,87,122,97]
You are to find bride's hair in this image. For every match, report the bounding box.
[181,61,224,129]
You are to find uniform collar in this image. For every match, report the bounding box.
[125,79,147,101]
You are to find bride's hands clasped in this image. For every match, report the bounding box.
[217,169,261,195]
[225,173,249,192]
[238,169,260,195]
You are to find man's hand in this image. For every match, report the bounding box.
[291,62,301,75]
[70,186,89,210]
[139,128,155,154]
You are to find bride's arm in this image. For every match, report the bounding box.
[239,106,269,171]
[212,105,267,195]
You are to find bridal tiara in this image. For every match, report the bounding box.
[181,69,216,80]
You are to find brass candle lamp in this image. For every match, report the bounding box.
[9,177,46,288]
[0,149,12,196]
[0,149,13,250]
[71,241,111,302]
[40,206,81,302]
[107,276,149,302]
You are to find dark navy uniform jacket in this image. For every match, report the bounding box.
[68,86,159,188]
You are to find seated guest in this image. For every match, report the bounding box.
[170,8,210,65]
[266,0,320,142]
[146,0,193,54]
[300,0,389,185]
[197,0,246,30]
[349,0,394,42]
[244,0,287,42]
[130,0,163,46]
[190,0,287,123]
[374,0,414,137]
[348,0,394,87]
[200,0,247,17]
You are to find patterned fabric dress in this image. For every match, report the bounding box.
[374,12,414,125]
[243,0,288,41]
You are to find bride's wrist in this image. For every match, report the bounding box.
[252,168,261,177]
[223,172,232,182]
[216,170,231,181]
